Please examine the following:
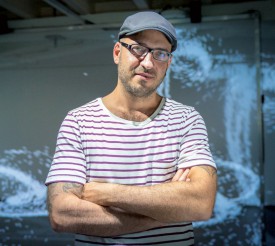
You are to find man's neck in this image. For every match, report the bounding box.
[102,89,162,122]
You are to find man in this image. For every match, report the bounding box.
[45,11,217,246]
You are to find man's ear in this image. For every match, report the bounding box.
[113,42,121,64]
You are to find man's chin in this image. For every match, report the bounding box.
[128,87,156,98]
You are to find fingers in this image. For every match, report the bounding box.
[178,169,190,182]
[172,169,184,181]
[172,169,190,182]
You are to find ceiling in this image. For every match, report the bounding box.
[0,0,262,20]
[0,0,272,32]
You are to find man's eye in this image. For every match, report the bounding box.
[133,46,146,54]
[155,50,167,58]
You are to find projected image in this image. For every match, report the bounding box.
[158,24,274,245]
[0,148,49,218]
[262,55,275,134]
[1,19,274,245]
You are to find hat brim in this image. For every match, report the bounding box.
[120,27,176,52]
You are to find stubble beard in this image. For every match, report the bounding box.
[118,64,165,98]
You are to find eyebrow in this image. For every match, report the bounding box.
[135,42,170,52]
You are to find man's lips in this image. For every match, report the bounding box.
[135,72,154,79]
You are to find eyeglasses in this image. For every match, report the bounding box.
[120,42,172,62]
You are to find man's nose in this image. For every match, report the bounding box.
[140,51,154,70]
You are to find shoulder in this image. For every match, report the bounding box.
[162,98,207,132]
[68,98,102,118]
[59,98,103,128]
[164,98,199,119]
[165,98,194,112]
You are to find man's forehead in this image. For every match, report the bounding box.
[126,30,172,50]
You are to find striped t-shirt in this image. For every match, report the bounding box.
[45,97,216,245]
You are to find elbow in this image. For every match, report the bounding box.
[48,209,68,233]
[195,184,217,221]
[195,198,215,221]
[198,205,213,221]
[49,211,63,232]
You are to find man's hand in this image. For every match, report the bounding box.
[172,168,190,182]
[82,181,114,206]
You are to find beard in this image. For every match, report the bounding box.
[118,63,166,98]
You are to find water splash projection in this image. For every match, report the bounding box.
[158,26,275,245]
[0,147,50,217]
[262,54,275,133]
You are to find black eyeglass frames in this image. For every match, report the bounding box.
[120,42,172,62]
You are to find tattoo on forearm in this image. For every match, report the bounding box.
[199,166,217,177]
[62,183,83,197]
[47,182,83,214]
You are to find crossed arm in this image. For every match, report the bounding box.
[47,182,164,236]
[82,165,217,223]
[47,166,217,236]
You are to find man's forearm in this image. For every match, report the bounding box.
[60,200,165,236]
[82,166,217,223]
[48,182,164,237]
[83,181,192,223]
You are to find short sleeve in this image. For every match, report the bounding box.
[178,110,216,170]
[45,113,87,185]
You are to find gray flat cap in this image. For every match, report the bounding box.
[118,11,177,52]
